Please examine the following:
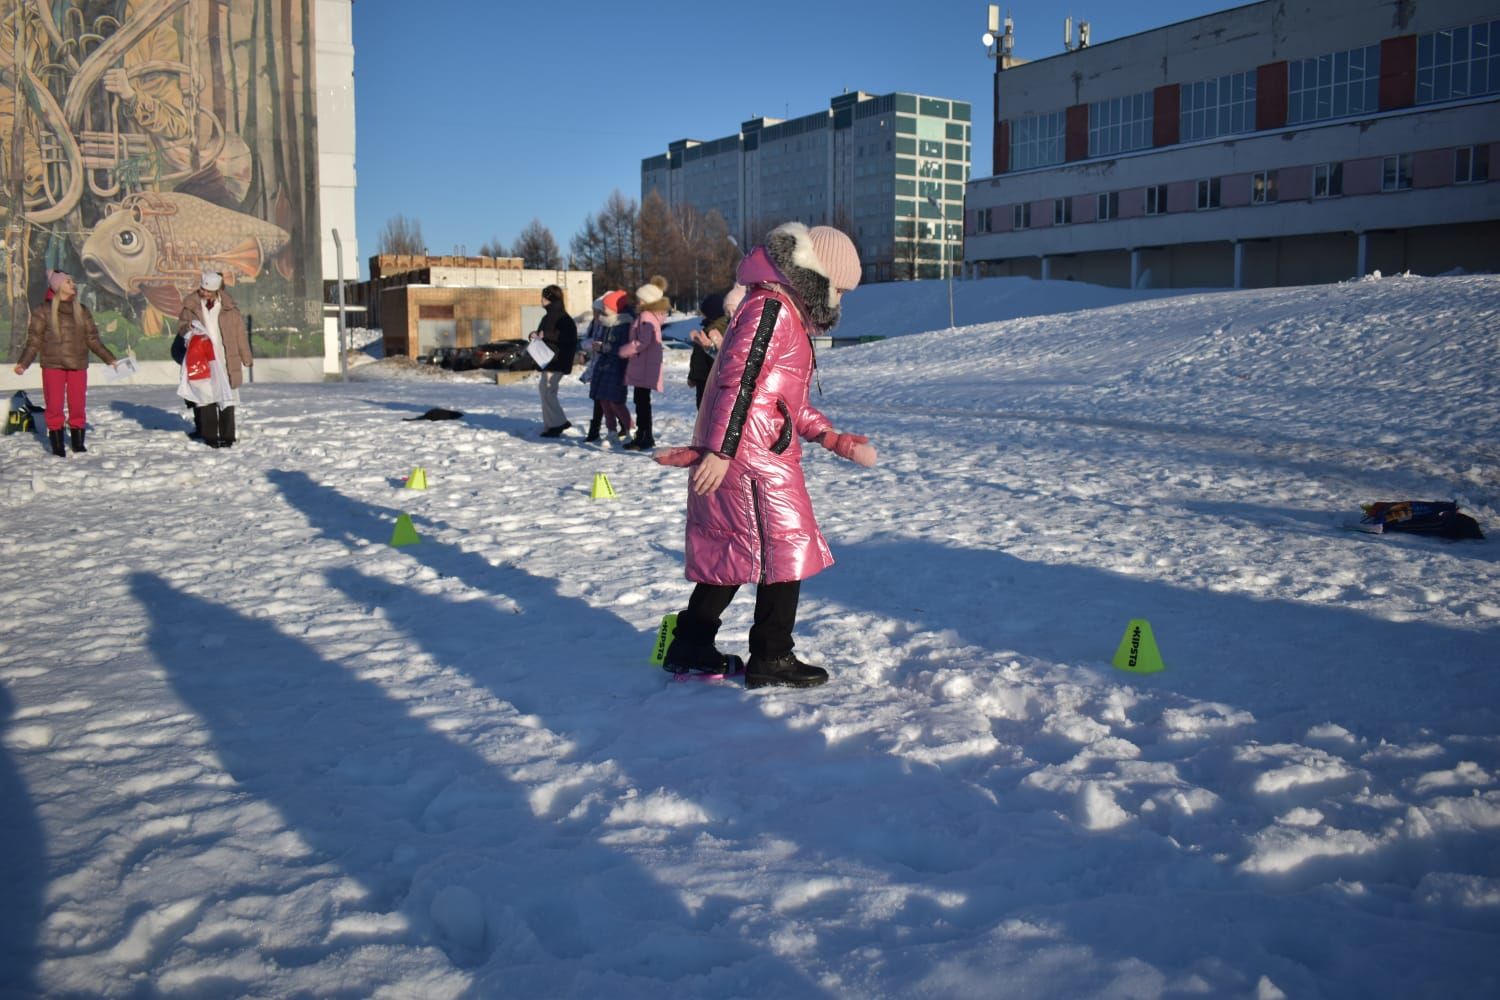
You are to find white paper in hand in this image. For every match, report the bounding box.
[526,339,555,368]
[105,357,138,382]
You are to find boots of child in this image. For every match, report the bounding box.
[48,429,66,457]
[195,404,221,448]
[745,652,829,689]
[70,428,87,453]
[219,406,236,447]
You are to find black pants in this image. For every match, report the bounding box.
[587,400,604,439]
[693,380,706,409]
[676,580,800,658]
[632,386,653,444]
[194,404,235,446]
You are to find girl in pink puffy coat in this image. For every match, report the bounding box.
[655,223,877,689]
[619,275,668,450]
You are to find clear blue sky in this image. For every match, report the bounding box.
[352,0,1235,274]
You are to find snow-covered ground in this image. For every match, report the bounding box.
[2,274,1497,998]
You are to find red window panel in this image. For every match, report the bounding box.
[1380,35,1416,111]
[1065,104,1088,162]
[1153,85,1180,146]
[1256,61,1288,131]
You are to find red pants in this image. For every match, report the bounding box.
[41,367,88,431]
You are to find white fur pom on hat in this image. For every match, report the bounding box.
[199,270,223,291]
[634,274,668,306]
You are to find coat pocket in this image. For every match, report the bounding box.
[769,399,792,455]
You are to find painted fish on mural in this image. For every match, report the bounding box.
[80,191,292,325]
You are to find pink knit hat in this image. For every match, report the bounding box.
[807,227,861,292]
[47,269,70,292]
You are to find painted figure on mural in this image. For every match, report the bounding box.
[2,0,318,364]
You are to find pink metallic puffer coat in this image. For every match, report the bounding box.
[683,246,834,585]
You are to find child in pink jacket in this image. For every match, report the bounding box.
[655,224,877,689]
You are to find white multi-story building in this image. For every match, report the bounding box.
[643,91,973,282]
[964,0,1500,288]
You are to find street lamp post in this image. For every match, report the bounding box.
[925,192,955,331]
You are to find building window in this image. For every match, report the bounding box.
[1313,162,1344,198]
[1196,177,1221,209]
[1180,71,1258,142]
[1145,184,1168,215]
[1288,45,1380,124]
[1096,191,1119,220]
[1456,145,1491,183]
[1417,20,1500,104]
[1382,154,1413,191]
[1010,111,1065,170]
[1252,170,1279,204]
[1013,203,1031,229]
[1054,198,1072,225]
[1088,92,1153,157]
[975,208,993,233]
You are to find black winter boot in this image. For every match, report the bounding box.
[196,405,221,447]
[219,406,236,447]
[69,428,87,452]
[48,429,67,457]
[663,637,744,675]
[745,652,828,690]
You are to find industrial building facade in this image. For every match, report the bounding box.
[642,91,972,282]
[964,0,1500,288]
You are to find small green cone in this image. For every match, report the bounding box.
[650,613,678,666]
[390,513,421,547]
[1112,618,1164,673]
[405,467,428,489]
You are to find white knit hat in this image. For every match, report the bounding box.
[635,274,667,306]
[199,270,223,291]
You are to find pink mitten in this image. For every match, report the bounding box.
[821,431,877,467]
[654,447,705,468]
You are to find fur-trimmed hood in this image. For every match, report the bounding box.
[758,222,843,331]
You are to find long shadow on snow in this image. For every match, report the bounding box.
[1180,498,1497,565]
[817,535,1500,745]
[132,570,814,997]
[110,398,191,433]
[271,472,1029,984]
[0,680,44,997]
[272,473,1500,994]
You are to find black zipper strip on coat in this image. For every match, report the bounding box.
[718,298,780,458]
[750,479,769,584]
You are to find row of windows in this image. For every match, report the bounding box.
[1181,71,1257,142]
[1089,92,1153,157]
[1418,19,1499,103]
[1004,17,1498,173]
[988,146,1489,230]
[1288,44,1381,124]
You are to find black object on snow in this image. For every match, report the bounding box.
[1359,501,1485,540]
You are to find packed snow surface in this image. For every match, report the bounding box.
[2,274,1497,998]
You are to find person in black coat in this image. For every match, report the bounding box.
[687,292,728,410]
[533,284,578,437]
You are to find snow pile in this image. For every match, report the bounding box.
[1,273,1496,998]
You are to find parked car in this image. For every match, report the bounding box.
[474,340,531,370]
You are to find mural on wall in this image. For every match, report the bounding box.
[1,0,322,363]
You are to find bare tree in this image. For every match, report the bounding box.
[637,190,676,288]
[572,190,643,293]
[478,236,508,258]
[377,214,426,255]
[511,219,563,269]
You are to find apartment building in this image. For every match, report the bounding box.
[642,91,972,282]
[964,0,1500,288]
